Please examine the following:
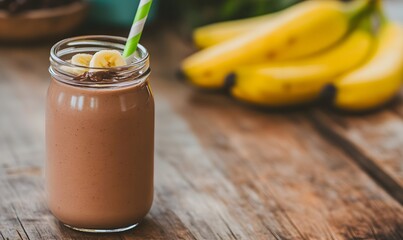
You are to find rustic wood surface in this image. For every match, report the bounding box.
[1,25,403,240]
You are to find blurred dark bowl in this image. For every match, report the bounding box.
[0,2,88,42]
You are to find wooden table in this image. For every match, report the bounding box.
[0,27,402,239]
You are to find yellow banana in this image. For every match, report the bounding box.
[193,13,276,49]
[228,27,373,107]
[181,0,370,89]
[71,54,93,67]
[89,50,127,70]
[327,22,403,111]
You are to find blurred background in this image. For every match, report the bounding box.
[0,0,401,120]
[1,0,401,41]
[0,0,306,43]
[0,0,402,106]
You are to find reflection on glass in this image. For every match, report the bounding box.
[77,96,84,111]
[70,95,77,109]
[90,97,98,111]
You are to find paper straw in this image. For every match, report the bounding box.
[123,0,153,58]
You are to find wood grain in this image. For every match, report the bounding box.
[148,29,403,239]
[309,109,403,203]
[0,28,402,239]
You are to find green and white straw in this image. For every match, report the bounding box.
[123,0,153,58]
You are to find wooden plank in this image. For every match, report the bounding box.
[310,109,403,204]
[152,77,403,239]
[0,29,402,239]
[147,29,403,239]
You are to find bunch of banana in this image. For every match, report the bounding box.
[324,21,403,111]
[181,0,371,89]
[228,23,373,107]
[181,0,403,112]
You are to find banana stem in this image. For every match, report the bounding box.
[345,0,374,25]
[357,15,373,34]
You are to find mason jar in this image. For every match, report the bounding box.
[46,36,154,233]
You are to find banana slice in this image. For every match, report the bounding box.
[60,55,93,76]
[89,50,127,70]
[71,54,93,67]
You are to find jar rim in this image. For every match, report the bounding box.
[50,35,149,71]
[49,35,150,89]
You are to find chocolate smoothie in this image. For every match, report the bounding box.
[46,36,154,232]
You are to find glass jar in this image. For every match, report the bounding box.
[46,36,154,233]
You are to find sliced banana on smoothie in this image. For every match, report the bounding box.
[89,50,127,70]
[61,54,92,75]
[61,50,127,76]
[61,54,93,75]
[71,54,93,67]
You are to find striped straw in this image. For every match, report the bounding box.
[123,0,153,58]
